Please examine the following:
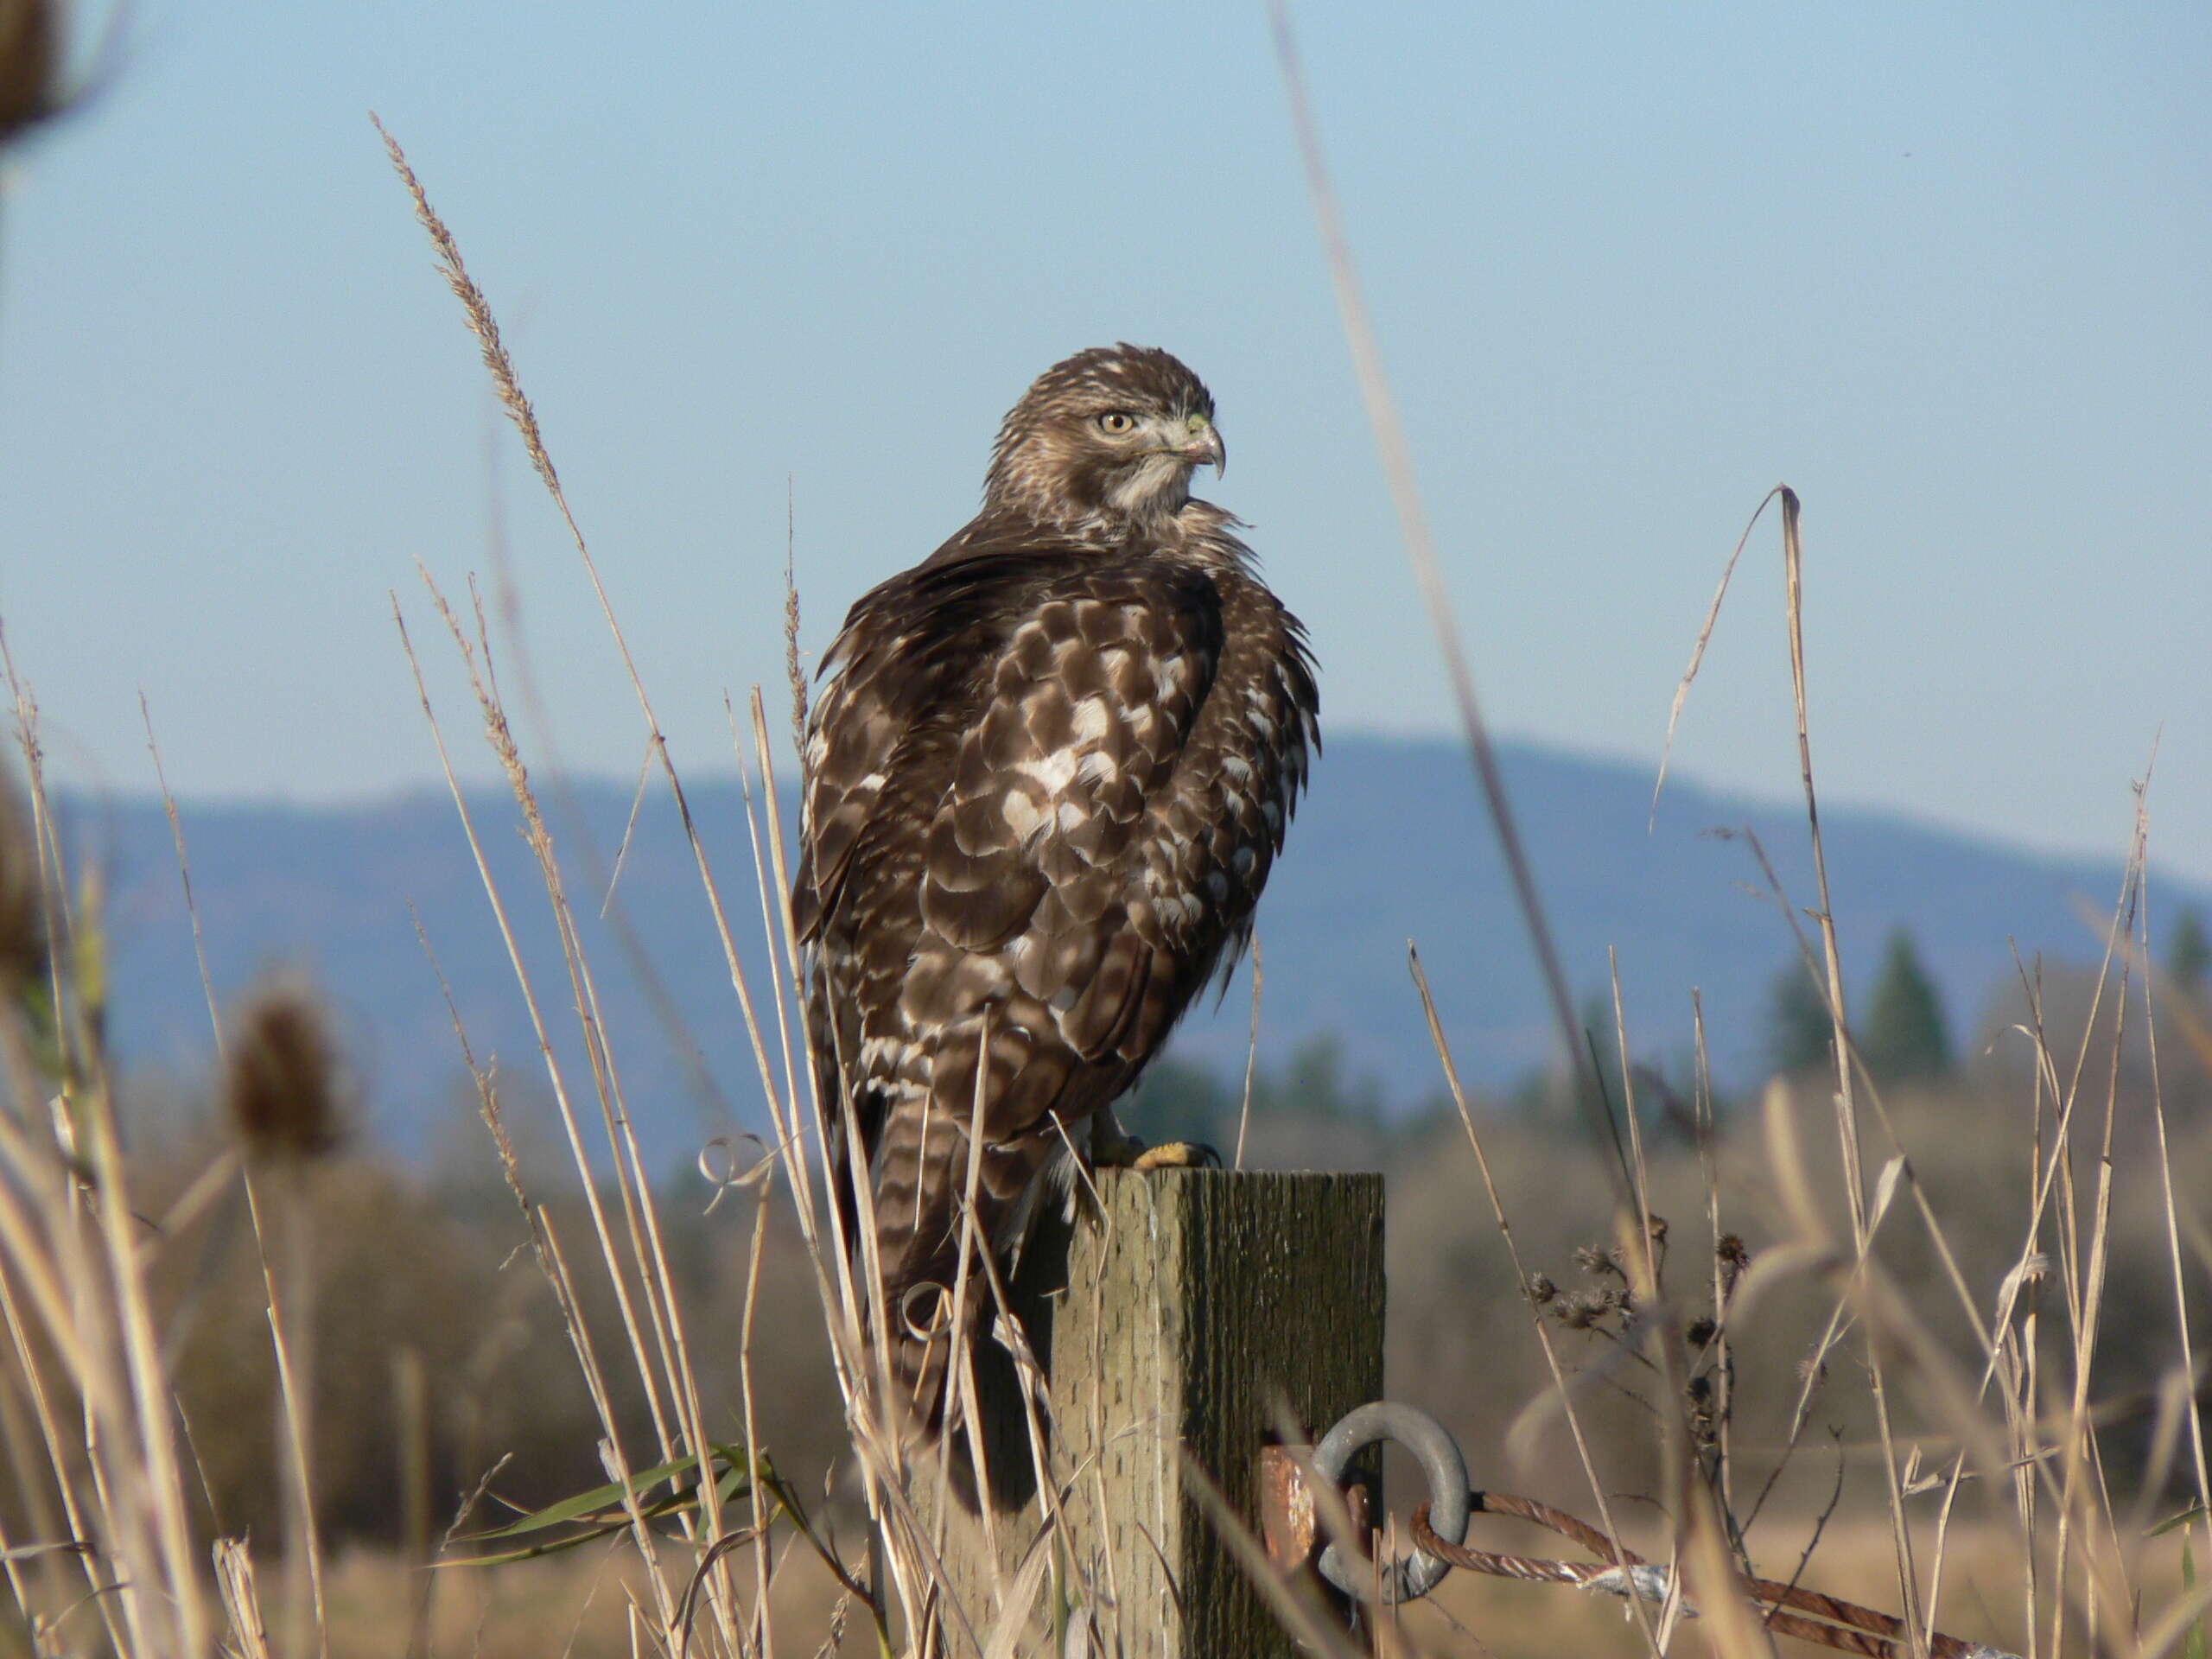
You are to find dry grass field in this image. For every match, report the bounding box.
[283,1519,2124,1659]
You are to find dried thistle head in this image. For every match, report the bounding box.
[0,0,58,145]
[1686,1371,1718,1447]
[1573,1243,1624,1281]
[0,771,44,994]
[224,978,346,1160]
[1554,1290,1617,1331]
[1716,1232,1751,1294]
[1523,1272,1558,1308]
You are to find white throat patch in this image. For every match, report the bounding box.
[1103,451,1190,518]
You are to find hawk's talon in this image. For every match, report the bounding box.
[1133,1140,1222,1171]
[1093,1130,1222,1171]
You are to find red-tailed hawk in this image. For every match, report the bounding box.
[793,345,1319,1436]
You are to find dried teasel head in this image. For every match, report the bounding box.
[0,772,44,994]
[224,979,347,1161]
[0,0,58,145]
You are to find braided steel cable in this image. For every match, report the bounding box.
[1408,1497,2018,1659]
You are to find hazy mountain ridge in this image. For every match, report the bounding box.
[62,733,2190,1160]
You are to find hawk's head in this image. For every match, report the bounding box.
[982,345,1225,530]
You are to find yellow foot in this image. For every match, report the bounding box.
[1090,1121,1222,1170]
[1131,1140,1223,1171]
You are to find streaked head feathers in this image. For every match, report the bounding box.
[983,344,1225,529]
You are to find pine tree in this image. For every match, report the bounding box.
[2169,906,2210,996]
[1860,928,1951,1084]
[1767,963,1834,1076]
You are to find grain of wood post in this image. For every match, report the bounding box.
[922,1166,1385,1656]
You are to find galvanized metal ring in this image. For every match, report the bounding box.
[1313,1401,1471,1602]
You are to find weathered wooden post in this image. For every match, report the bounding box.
[923,1166,1384,1656]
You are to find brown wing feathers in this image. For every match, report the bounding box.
[795,347,1317,1439]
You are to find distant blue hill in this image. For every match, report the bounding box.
[61,733,2187,1162]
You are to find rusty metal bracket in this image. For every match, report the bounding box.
[1261,1444,1372,1583]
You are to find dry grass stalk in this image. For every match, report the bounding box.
[1650,486,1788,823]
[213,1535,274,1659]
[391,599,702,1645]
[2119,901,2212,1558]
[1630,473,2112,1651]
[1269,22,2212,1658]
[375,119,905,1646]
[734,692,941,1640]
[143,690,340,1659]
[0,649,217,1659]
[785,478,809,758]
[1771,491,1927,1649]
[224,982,341,1657]
[1264,0,1624,1201]
[2043,824,2147,1656]
[1698,770,2178,1655]
[1409,946,1664,1656]
[139,696,225,1057]
[1,624,82,1094]
[389,513,897,1647]
[372,113,558,500]
[1235,931,1262,1171]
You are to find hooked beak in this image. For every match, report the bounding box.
[1177,421,1226,476]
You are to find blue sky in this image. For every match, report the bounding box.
[3,3,2209,881]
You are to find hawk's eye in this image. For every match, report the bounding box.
[1096,411,1138,435]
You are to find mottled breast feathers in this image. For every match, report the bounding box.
[792,345,1318,1438]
